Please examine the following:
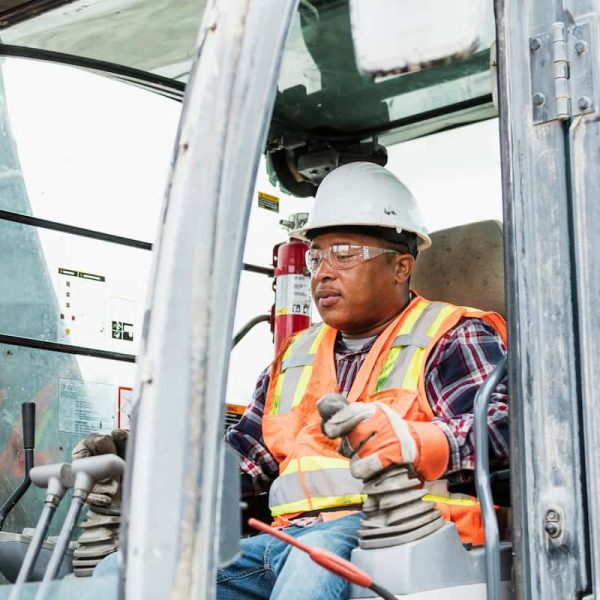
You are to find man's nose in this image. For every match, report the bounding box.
[313,255,336,280]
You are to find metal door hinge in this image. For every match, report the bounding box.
[530,17,596,123]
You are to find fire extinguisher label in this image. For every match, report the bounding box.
[276,274,311,316]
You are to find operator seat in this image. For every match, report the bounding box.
[412,219,505,317]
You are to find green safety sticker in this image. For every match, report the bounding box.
[112,321,134,341]
[258,191,280,213]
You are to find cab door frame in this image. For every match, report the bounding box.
[496,0,596,596]
[123,1,299,598]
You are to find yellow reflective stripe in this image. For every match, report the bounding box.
[286,325,327,409]
[271,494,366,516]
[271,376,284,415]
[374,301,427,392]
[401,347,425,391]
[291,365,312,408]
[398,299,428,334]
[425,305,456,337]
[271,334,304,415]
[281,456,350,475]
[309,324,328,353]
[376,346,401,392]
[423,494,480,507]
[400,305,457,391]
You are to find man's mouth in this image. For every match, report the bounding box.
[316,288,341,308]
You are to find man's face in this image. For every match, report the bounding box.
[309,231,414,337]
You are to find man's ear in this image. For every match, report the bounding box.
[395,254,415,284]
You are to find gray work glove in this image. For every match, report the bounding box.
[71,430,128,511]
[71,430,127,576]
[318,393,385,478]
[318,393,439,482]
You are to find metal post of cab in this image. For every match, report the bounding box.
[121,1,299,598]
[496,0,594,597]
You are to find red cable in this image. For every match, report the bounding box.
[247,517,372,588]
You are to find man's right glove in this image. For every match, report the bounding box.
[71,430,128,577]
[318,393,449,482]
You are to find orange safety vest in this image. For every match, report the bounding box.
[263,293,507,545]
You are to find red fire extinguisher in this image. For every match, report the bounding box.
[272,214,311,353]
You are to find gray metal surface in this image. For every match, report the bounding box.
[37,498,84,598]
[496,0,591,597]
[349,523,511,597]
[123,0,299,598]
[565,3,600,592]
[568,20,596,116]
[0,574,117,600]
[0,532,73,583]
[352,583,511,600]
[217,446,240,568]
[474,358,506,600]
[529,31,557,123]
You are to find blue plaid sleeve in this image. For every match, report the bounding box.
[224,366,279,497]
[425,318,509,481]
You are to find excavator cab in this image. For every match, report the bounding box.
[0,1,598,599]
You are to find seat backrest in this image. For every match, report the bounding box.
[411,220,505,317]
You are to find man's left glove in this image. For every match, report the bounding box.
[318,394,449,481]
[71,430,128,576]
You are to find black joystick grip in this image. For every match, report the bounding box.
[21,402,36,450]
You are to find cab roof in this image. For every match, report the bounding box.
[0,0,497,194]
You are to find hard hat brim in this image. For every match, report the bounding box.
[291,223,432,252]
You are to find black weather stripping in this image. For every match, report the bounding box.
[0,1,75,29]
[0,334,136,363]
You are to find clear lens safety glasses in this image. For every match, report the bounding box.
[305,244,400,275]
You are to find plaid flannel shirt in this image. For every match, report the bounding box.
[225,317,508,499]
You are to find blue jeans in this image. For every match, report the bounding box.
[217,513,362,600]
[93,550,120,577]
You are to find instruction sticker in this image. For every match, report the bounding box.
[117,387,134,430]
[58,378,116,435]
[57,268,106,347]
[275,274,311,316]
[258,191,280,213]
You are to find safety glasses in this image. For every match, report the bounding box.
[305,244,400,275]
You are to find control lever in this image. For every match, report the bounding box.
[35,454,125,599]
[248,518,396,600]
[9,463,73,596]
[0,403,36,530]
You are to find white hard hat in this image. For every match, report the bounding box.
[293,162,431,251]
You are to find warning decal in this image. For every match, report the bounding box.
[275,274,311,316]
[258,191,280,213]
[58,378,116,435]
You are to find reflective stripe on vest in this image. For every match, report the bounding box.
[376,301,457,392]
[269,457,365,516]
[270,325,328,415]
